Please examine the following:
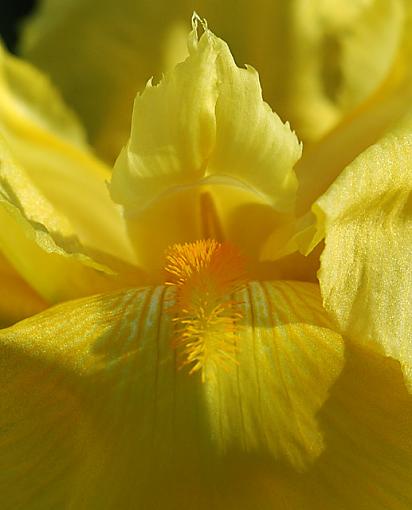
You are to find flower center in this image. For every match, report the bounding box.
[164,239,246,381]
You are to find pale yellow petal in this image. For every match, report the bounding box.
[0,252,47,327]
[313,111,412,389]
[0,43,135,264]
[111,23,301,212]
[294,0,412,217]
[110,21,301,280]
[0,140,144,302]
[264,56,412,276]
[0,280,344,508]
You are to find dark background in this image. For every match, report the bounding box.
[0,0,37,51]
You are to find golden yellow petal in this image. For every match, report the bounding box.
[207,280,344,470]
[0,43,135,264]
[0,279,343,508]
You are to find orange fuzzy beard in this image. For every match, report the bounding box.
[164,239,246,381]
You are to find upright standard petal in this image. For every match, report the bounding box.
[110,19,301,280]
[22,0,406,153]
[0,42,135,265]
[313,111,412,390]
[0,277,343,509]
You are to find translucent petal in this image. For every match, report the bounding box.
[208,280,344,470]
[0,43,135,264]
[313,111,412,390]
[0,280,343,508]
[110,22,301,279]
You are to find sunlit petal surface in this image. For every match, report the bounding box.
[312,110,412,390]
[0,138,144,302]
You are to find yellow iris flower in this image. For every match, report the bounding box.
[0,2,411,509]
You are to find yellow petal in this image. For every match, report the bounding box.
[111,20,301,212]
[0,43,136,265]
[0,252,47,327]
[211,0,406,142]
[22,0,407,152]
[0,139,143,302]
[295,75,412,217]
[110,20,301,280]
[311,344,412,508]
[245,343,412,509]
[268,55,412,270]
[313,111,412,390]
[294,0,412,217]
[208,280,344,470]
[21,0,192,163]
[0,279,343,508]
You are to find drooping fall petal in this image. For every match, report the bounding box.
[0,42,135,265]
[0,279,344,509]
[303,344,412,509]
[0,139,143,302]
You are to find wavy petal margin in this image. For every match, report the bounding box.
[110,18,301,278]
